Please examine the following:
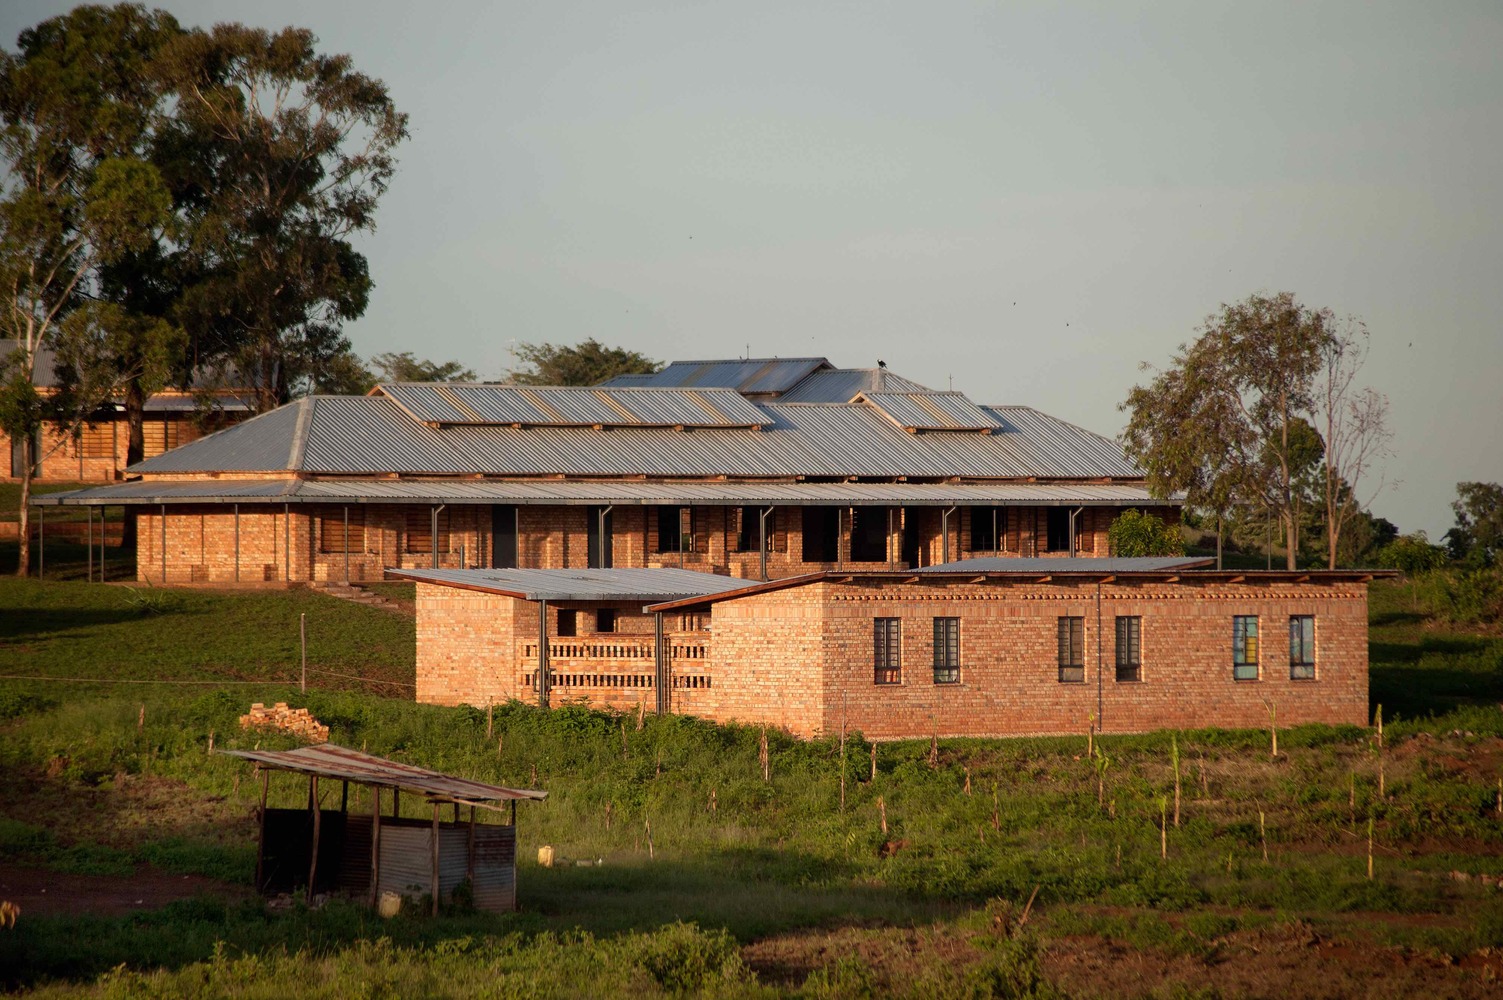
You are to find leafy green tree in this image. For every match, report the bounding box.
[370,351,476,383]
[0,3,177,574]
[157,22,408,412]
[1373,531,1449,575]
[1107,509,1185,557]
[1122,292,1333,569]
[1444,482,1503,567]
[507,338,661,386]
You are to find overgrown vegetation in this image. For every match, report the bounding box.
[0,573,1500,996]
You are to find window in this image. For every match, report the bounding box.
[1233,616,1259,680]
[318,508,366,553]
[933,617,960,684]
[556,609,577,637]
[587,506,614,567]
[141,419,182,458]
[802,506,839,563]
[735,506,774,553]
[78,422,114,459]
[850,507,889,562]
[1289,615,1315,680]
[405,507,450,554]
[1045,508,1072,552]
[873,618,901,684]
[597,609,617,634]
[1057,616,1085,683]
[491,505,518,569]
[655,506,690,553]
[1115,616,1142,682]
[970,506,1006,551]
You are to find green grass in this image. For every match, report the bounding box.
[0,576,1501,996]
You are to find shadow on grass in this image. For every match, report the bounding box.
[0,606,150,641]
[0,847,962,990]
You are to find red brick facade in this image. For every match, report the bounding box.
[413,571,1370,740]
[127,501,1178,584]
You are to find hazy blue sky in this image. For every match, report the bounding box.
[6,1,1500,537]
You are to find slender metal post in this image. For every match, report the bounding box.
[537,599,550,708]
[942,506,957,565]
[759,506,772,580]
[283,502,290,582]
[256,767,269,891]
[888,506,894,570]
[161,503,167,583]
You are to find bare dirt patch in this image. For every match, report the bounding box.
[0,860,250,918]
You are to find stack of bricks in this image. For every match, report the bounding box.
[239,702,329,743]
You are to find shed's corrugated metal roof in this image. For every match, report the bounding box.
[603,357,832,394]
[219,744,545,802]
[390,566,759,602]
[36,479,1173,507]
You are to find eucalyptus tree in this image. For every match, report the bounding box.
[506,338,662,386]
[156,22,408,412]
[0,3,179,574]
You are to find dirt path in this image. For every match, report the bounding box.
[0,861,250,919]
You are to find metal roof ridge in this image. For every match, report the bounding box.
[286,397,314,470]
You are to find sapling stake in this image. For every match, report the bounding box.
[1367,815,1374,880]
[928,719,939,769]
[839,696,848,812]
[1374,704,1385,800]
[1260,697,1278,758]
[709,788,717,814]
[991,784,1001,831]
[1349,771,1356,832]
[759,727,770,782]
[1259,810,1268,863]
[486,703,493,739]
[636,700,645,731]
[963,766,972,797]
[1171,733,1181,828]
[620,719,629,760]
[1496,778,1501,821]
[138,704,145,732]
[870,741,877,782]
[1087,713,1095,759]
[1159,795,1168,859]
[207,730,214,754]
[644,817,654,860]
[877,796,888,836]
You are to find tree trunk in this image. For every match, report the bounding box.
[122,380,146,548]
[1285,510,1297,570]
[15,434,33,577]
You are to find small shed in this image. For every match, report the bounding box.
[223,744,545,913]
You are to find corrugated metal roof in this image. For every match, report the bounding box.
[36,479,1174,507]
[390,566,758,602]
[219,744,545,803]
[860,391,1003,432]
[125,370,1141,481]
[374,383,766,428]
[776,368,933,402]
[923,556,1215,573]
[604,357,832,394]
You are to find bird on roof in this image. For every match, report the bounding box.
[877,359,887,369]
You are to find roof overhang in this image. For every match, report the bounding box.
[219,744,545,806]
[387,566,778,604]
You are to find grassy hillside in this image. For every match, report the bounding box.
[0,574,1500,997]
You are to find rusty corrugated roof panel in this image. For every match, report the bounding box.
[220,744,545,802]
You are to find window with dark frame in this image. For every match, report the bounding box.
[970,506,1005,551]
[1289,615,1315,680]
[873,618,901,685]
[802,506,839,563]
[933,617,960,684]
[735,506,774,553]
[1057,616,1085,682]
[655,505,689,553]
[1115,615,1142,682]
[1233,615,1259,680]
[597,609,617,634]
[1045,508,1072,552]
[850,506,889,562]
[318,508,366,554]
[556,609,577,637]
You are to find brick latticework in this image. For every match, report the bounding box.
[413,573,1368,740]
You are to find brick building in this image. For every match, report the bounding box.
[2,341,250,483]
[397,559,1377,738]
[36,357,1180,583]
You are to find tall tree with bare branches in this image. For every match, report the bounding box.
[1315,323,1392,568]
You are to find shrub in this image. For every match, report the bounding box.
[1108,509,1185,557]
[1373,532,1449,574]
